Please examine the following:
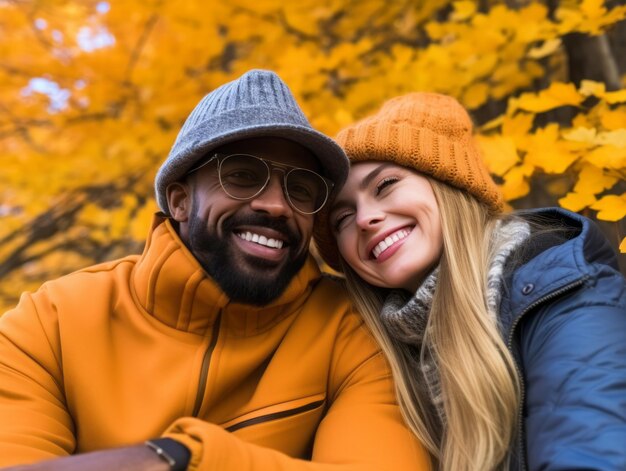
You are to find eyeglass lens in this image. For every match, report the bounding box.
[218,154,328,214]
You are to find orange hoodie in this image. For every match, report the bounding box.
[0,215,430,470]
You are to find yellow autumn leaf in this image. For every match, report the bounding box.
[501,163,534,201]
[78,202,111,227]
[571,113,591,129]
[578,0,626,35]
[480,115,504,132]
[590,194,626,221]
[519,2,548,23]
[121,194,138,211]
[527,146,581,173]
[467,54,499,79]
[501,112,534,148]
[573,163,618,194]
[476,135,519,176]
[525,124,581,173]
[581,0,606,17]
[390,44,416,71]
[620,237,626,254]
[558,192,597,212]
[596,129,626,147]
[515,82,583,113]
[110,206,133,240]
[600,107,626,130]
[452,1,477,21]
[579,79,606,97]
[334,108,354,128]
[527,38,561,59]
[584,145,626,170]
[129,202,157,241]
[603,89,626,105]
[463,82,489,109]
[562,127,597,146]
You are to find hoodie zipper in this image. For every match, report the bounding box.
[192,311,222,417]
[225,399,325,432]
[507,276,587,470]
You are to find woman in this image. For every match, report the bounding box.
[313,92,626,471]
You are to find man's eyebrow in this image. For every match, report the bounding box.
[359,163,396,191]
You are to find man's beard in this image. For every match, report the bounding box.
[187,207,308,306]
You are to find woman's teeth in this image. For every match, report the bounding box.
[372,228,411,259]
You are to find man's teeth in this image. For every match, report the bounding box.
[372,228,411,259]
[237,231,284,249]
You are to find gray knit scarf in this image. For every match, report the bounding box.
[379,218,531,429]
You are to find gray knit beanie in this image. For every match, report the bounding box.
[155,69,349,214]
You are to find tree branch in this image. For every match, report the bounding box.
[124,13,160,83]
[596,34,622,91]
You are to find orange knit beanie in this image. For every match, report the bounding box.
[314,92,504,272]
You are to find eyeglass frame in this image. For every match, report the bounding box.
[185,152,335,215]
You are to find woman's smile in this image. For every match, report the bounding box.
[369,226,414,260]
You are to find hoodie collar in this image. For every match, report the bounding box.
[131,214,322,336]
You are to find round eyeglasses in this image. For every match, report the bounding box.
[186,153,334,215]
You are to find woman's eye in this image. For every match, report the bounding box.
[333,211,353,231]
[375,176,398,195]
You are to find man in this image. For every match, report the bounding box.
[0,70,430,470]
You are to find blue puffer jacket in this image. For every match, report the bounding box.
[499,208,626,470]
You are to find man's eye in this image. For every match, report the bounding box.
[375,177,398,195]
[223,169,262,187]
[288,182,315,202]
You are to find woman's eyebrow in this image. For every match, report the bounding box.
[359,163,395,190]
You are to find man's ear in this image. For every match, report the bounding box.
[166,182,191,222]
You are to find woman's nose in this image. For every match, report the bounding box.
[355,206,385,230]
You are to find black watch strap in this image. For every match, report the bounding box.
[145,437,191,471]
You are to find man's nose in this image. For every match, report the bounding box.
[248,173,293,217]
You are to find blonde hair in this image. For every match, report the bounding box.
[341,179,520,471]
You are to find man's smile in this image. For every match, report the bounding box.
[235,230,285,249]
[233,228,289,264]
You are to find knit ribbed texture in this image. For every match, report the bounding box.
[314,92,503,271]
[337,93,503,210]
[155,69,349,214]
[380,269,445,429]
